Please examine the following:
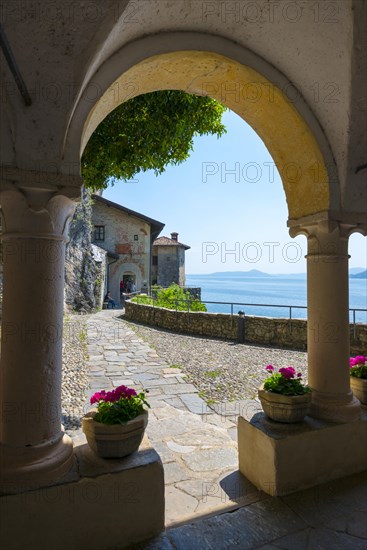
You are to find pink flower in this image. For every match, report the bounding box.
[114,385,137,399]
[90,385,138,405]
[125,387,137,397]
[279,367,296,379]
[266,365,274,372]
[90,390,107,404]
[105,391,115,402]
[350,356,367,368]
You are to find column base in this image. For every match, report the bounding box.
[0,436,165,550]
[0,433,74,494]
[309,390,361,423]
[238,410,367,496]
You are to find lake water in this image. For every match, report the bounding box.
[186,273,367,323]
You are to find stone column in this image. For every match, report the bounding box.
[0,174,80,492]
[290,219,362,423]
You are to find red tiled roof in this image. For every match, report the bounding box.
[153,236,190,250]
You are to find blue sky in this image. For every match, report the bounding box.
[104,109,367,275]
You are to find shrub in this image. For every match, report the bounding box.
[132,283,207,312]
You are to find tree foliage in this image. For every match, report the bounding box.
[81,91,227,190]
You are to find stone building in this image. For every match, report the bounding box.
[152,232,190,287]
[91,194,164,302]
[0,2,366,548]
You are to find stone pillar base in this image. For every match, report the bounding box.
[238,411,367,497]
[309,391,361,423]
[0,433,74,493]
[0,436,165,550]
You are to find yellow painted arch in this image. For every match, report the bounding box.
[82,51,329,219]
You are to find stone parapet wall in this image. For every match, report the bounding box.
[125,301,367,355]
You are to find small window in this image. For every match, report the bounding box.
[152,256,158,266]
[94,225,105,241]
[134,234,139,241]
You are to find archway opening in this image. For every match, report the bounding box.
[79,50,332,221]
[67,45,363,520]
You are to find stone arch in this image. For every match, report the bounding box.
[119,262,142,288]
[64,32,339,220]
[110,261,142,299]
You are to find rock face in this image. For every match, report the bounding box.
[64,189,106,312]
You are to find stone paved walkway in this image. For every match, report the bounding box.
[80,309,267,523]
[79,310,367,549]
[81,309,265,524]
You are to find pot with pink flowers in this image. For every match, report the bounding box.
[82,385,150,458]
[350,355,367,405]
[258,365,312,423]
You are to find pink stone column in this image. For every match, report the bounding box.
[0,178,79,492]
[290,220,363,423]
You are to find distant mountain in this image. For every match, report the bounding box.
[351,270,367,279]
[209,269,272,278]
[189,268,366,278]
[349,267,366,275]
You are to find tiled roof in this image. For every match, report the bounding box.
[153,236,190,250]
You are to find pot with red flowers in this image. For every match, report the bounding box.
[82,385,150,458]
[349,355,367,405]
[258,365,312,423]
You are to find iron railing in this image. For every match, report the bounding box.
[130,294,367,334]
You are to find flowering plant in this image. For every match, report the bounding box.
[263,365,311,396]
[349,356,367,379]
[90,385,150,425]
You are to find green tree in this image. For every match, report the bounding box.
[81,91,227,190]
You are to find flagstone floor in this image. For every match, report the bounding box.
[74,309,264,524]
[73,309,367,548]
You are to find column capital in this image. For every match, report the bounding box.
[0,175,81,239]
[288,211,367,240]
[288,216,366,258]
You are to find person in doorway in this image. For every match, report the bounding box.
[104,292,115,309]
[131,282,136,293]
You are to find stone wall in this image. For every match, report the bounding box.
[124,301,367,355]
[156,247,180,287]
[64,189,106,312]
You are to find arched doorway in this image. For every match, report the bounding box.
[118,262,142,294]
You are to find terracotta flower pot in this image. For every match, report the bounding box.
[350,377,367,405]
[258,387,312,423]
[82,410,148,458]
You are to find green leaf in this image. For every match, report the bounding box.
[81,91,227,189]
